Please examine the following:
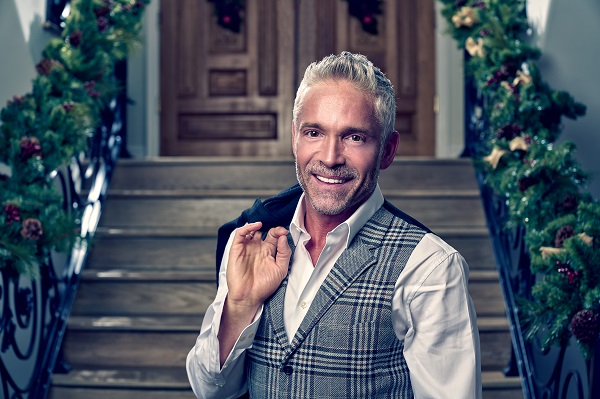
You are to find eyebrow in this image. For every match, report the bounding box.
[298,122,373,135]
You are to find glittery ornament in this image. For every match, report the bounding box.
[19,136,42,160]
[4,205,21,224]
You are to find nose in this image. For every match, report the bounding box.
[321,136,345,168]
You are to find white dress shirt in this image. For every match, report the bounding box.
[187,185,482,399]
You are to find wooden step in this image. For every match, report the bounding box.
[478,317,512,371]
[89,226,496,271]
[49,387,195,399]
[63,316,198,368]
[71,269,506,318]
[99,192,485,230]
[110,157,478,192]
[52,366,190,389]
[51,367,521,399]
[71,272,217,316]
[482,371,524,399]
[62,314,509,371]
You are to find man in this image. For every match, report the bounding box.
[187,52,482,398]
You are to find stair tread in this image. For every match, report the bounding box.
[96,225,491,237]
[482,370,522,388]
[80,268,498,282]
[67,315,203,331]
[67,314,506,331]
[80,269,215,281]
[106,188,481,198]
[52,366,520,390]
[52,366,190,389]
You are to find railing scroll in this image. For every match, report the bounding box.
[466,75,600,399]
[0,62,126,399]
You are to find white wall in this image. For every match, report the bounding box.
[435,2,465,158]
[126,0,160,158]
[0,0,53,106]
[527,0,600,198]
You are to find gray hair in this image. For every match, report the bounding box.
[292,51,396,141]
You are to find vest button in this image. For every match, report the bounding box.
[281,365,293,375]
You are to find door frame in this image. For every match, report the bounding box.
[134,0,464,158]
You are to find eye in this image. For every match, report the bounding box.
[305,130,321,138]
[347,134,366,143]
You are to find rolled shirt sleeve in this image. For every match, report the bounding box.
[186,231,263,399]
[393,233,482,399]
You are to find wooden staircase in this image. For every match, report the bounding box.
[49,157,523,398]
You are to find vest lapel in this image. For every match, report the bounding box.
[289,208,390,351]
[264,233,296,353]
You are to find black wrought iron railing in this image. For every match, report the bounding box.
[466,77,600,399]
[0,62,126,399]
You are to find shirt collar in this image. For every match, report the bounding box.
[289,184,384,248]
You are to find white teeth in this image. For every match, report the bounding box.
[316,175,345,184]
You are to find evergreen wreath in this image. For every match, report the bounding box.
[207,0,383,35]
[0,0,149,275]
[438,0,600,359]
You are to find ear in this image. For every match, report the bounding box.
[291,123,298,157]
[379,131,399,170]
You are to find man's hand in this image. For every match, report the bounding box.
[219,221,291,366]
[226,221,291,311]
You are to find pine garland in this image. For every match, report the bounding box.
[0,0,149,275]
[438,0,600,358]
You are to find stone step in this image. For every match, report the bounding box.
[99,191,485,230]
[50,367,521,399]
[89,226,496,271]
[62,315,511,371]
[71,269,505,318]
[110,157,478,192]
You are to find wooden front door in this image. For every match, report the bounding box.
[160,0,435,156]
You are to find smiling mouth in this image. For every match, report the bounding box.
[315,175,348,184]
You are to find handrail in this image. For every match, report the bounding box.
[466,77,600,399]
[0,61,126,399]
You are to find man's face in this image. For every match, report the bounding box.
[292,80,397,220]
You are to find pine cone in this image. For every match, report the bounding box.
[496,124,523,141]
[562,194,578,213]
[517,176,536,192]
[20,218,43,240]
[571,310,600,344]
[69,30,83,47]
[36,59,63,76]
[555,225,575,248]
[500,63,519,79]
[97,16,109,32]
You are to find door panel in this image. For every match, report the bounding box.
[160,0,295,156]
[160,0,435,156]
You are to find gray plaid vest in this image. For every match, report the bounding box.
[246,205,427,398]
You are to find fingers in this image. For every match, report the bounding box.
[275,234,292,271]
[264,226,289,245]
[233,222,263,244]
